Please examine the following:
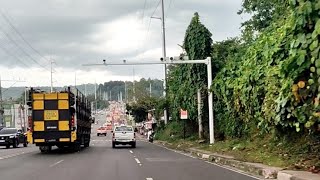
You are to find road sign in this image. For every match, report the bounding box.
[180,109,188,119]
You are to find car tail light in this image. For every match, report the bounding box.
[71,115,75,127]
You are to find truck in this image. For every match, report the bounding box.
[27,87,93,153]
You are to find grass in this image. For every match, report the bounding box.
[155,128,320,170]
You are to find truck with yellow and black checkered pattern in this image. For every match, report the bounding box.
[26,87,93,153]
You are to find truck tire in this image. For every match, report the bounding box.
[84,141,90,147]
[39,146,52,153]
[97,133,99,136]
[73,142,81,152]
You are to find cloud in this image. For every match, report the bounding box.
[0,0,245,87]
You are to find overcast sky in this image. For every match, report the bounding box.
[0,0,247,88]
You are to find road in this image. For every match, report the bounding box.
[0,113,262,180]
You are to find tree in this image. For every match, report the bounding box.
[166,12,213,138]
[126,96,159,123]
[238,0,288,41]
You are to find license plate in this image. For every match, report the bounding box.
[44,110,59,120]
[0,140,5,142]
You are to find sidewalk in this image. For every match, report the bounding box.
[155,141,320,180]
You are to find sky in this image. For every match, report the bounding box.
[0,0,247,88]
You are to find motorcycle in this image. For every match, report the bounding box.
[148,132,154,143]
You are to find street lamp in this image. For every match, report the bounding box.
[82,57,215,144]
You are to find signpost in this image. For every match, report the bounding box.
[180,109,188,119]
[180,109,188,139]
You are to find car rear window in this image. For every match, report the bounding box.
[115,126,133,132]
[0,128,17,134]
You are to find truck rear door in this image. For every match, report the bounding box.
[31,92,71,143]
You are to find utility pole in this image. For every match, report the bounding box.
[160,0,168,124]
[149,82,152,97]
[0,76,3,126]
[84,84,87,96]
[133,66,136,102]
[24,87,28,132]
[94,81,97,113]
[125,82,127,103]
[50,60,54,92]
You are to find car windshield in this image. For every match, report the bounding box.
[115,126,133,132]
[0,128,17,134]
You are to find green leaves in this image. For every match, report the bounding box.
[212,0,320,138]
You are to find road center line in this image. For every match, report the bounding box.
[49,160,64,167]
[129,150,133,154]
[134,158,141,164]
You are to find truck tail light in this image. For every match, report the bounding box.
[71,115,75,127]
[28,116,33,132]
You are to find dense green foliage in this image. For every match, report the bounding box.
[213,0,320,138]
[126,96,166,123]
[97,79,163,101]
[166,13,212,136]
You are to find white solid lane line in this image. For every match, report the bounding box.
[129,150,133,154]
[134,158,141,164]
[49,160,64,167]
[146,178,153,180]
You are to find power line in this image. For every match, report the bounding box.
[145,0,161,45]
[0,25,49,71]
[165,0,173,20]
[0,11,50,63]
[142,0,148,22]
[0,40,30,67]
[151,0,161,18]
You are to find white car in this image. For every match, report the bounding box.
[112,125,136,148]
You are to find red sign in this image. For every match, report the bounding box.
[180,109,188,119]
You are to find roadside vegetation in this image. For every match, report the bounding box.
[129,0,320,171]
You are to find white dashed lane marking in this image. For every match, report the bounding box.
[135,158,141,164]
[49,160,64,167]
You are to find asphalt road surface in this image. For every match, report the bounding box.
[0,113,262,180]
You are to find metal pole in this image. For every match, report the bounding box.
[198,89,203,139]
[160,0,168,124]
[207,57,214,144]
[150,82,152,97]
[133,66,136,102]
[125,82,127,103]
[0,76,3,126]
[50,61,53,92]
[24,87,27,132]
[85,84,87,96]
[94,81,97,113]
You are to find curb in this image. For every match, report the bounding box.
[154,141,319,180]
[186,148,280,179]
